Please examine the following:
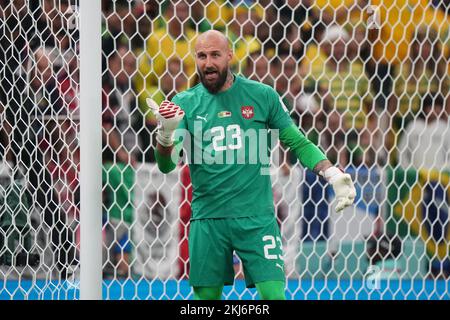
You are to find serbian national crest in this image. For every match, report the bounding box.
[241,106,254,119]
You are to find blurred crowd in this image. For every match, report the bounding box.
[0,0,449,280]
[98,0,450,169]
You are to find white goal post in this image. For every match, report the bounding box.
[79,0,102,300]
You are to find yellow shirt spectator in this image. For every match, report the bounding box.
[302,25,372,130]
[306,61,372,131]
[205,0,233,30]
[300,44,327,81]
[229,32,262,73]
[138,27,197,86]
[135,26,197,111]
[390,25,449,126]
[227,4,263,73]
[137,56,189,124]
[393,65,448,117]
[314,0,367,25]
[371,0,450,64]
[315,0,357,10]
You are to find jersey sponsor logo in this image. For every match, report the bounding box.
[241,106,254,119]
[217,111,232,118]
[275,263,284,271]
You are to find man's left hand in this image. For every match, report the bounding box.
[323,167,357,212]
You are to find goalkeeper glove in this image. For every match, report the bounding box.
[146,98,185,147]
[323,167,356,212]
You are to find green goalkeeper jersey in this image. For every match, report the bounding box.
[167,74,327,220]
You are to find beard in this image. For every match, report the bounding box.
[198,66,229,94]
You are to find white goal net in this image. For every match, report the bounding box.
[0,0,449,300]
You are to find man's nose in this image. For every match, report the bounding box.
[205,56,213,68]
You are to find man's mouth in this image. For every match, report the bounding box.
[204,70,218,80]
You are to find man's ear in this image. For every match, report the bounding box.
[227,49,233,62]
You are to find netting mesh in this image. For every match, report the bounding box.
[0,0,449,300]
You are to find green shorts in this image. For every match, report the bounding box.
[188,215,285,288]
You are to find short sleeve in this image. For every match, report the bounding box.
[267,87,294,130]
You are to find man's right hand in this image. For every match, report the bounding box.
[146,98,185,147]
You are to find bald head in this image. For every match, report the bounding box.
[195,30,231,52]
[194,30,233,94]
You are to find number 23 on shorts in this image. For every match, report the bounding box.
[262,235,284,270]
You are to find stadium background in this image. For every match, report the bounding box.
[0,0,449,300]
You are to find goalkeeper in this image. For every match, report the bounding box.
[150,30,356,300]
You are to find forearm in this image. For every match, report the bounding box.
[312,159,334,176]
[157,143,173,157]
[279,124,328,172]
[155,142,180,173]
[279,127,356,212]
